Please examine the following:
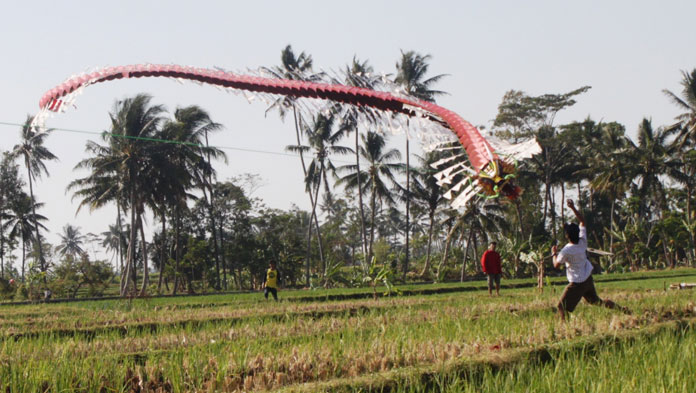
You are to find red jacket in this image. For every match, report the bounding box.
[481,250,502,274]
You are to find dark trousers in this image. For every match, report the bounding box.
[558,275,601,313]
[264,287,278,301]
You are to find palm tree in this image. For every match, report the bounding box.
[55,224,86,259]
[338,131,402,261]
[11,116,57,273]
[69,135,129,282]
[4,194,47,281]
[154,106,225,294]
[663,68,696,262]
[629,119,679,219]
[394,50,447,279]
[573,121,633,250]
[72,94,166,296]
[263,45,325,286]
[342,57,382,267]
[287,114,352,276]
[663,68,696,147]
[101,222,127,270]
[531,125,583,239]
[404,152,447,277]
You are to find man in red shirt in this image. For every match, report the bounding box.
[481,241,502,296]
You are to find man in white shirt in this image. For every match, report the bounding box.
[552,199,624,321]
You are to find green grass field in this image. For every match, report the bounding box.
[1,269,695,392]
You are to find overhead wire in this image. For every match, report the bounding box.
[0,120,359,163]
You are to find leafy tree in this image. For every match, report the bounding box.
[493,87,590,235]
[52,255,114,298]
[0,152,25,278]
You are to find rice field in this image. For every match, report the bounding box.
[1,269,695,392]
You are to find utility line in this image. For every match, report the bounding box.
[0,120,359,163]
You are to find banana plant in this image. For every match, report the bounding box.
[362,257,400,300]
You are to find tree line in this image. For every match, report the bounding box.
[1,45,694,299]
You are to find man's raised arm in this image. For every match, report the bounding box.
[567,199,585,226]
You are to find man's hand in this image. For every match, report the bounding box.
[552,245,561,269]
[566,199,585,226]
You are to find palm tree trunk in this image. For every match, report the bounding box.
[686,182,695,263]
[173,204,181,295]
[472,231,480,274]
[423,211,439,273]
[292,106,322,285]
[550,185,557,240]
[202,186,222,290]
[121,186,137,297]
[405,138,411,280]
[368,185,378,262]
[355,129,368,267]
[461,229,474,282]
[117,203,124,276]
[158,212,166,293]
[204,130,223,291]
[26,166,45,273]
[437,220,459,279]
[21,238,26,282]
[0,211,4,279]
[138,214,149,296]
[419,211,435,277]
[305,209,313,287]
[542,174,549,225]
[514,199,525,240]
[309,165,325,276]
[610,199,615,253]
[219,220,227,289]
[561,183,565,232]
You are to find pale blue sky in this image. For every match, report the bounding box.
[1,0,694,262]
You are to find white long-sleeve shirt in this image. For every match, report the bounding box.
[557,225,593,283]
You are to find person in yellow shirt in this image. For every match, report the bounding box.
[262,261,279,301]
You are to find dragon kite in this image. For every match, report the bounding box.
[34,64,540,208]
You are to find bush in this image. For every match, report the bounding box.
[0,278,14,299]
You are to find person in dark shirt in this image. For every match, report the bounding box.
[481,241,502,296]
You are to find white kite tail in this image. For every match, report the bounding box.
[432,137,541,210]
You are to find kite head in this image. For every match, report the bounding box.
[476,159,521,200]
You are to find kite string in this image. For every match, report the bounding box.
[0,120,356,163]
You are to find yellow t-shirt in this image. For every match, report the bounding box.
[265,268,278,288]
